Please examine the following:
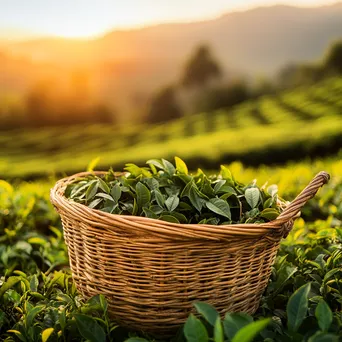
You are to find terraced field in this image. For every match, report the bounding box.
[0,77,341,178]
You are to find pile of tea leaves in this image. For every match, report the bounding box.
[65,157,288,225]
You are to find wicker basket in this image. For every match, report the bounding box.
[50,171,329,336]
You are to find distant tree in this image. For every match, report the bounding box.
[181,45,222,88]
[95,104,116,124]
[251,77,275,98]
[277,63,324,89]
[324,41,342,74]
[196,81,249,113]
[25,80,56,127]
[147,86,183,124]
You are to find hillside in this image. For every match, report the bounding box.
[0,77,341,179]
[1,3,342,111]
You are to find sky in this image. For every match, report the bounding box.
[0,0,338,39]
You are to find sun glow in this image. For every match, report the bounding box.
[1,0,337,40]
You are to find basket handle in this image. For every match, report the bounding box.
[273,171,330,225]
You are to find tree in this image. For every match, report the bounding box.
[196,81,249,112]
[147,86,183,124]
[324,41,342,74]
[181,45,222,88]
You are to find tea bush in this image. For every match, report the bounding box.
[0,160,341,341]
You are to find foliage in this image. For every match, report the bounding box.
[181,45,222,88]
[65,157,287,224]
[1,77,342,179]
[147,86,183,124]
[0,160,341,341]
[324,40,342,75]
[196,81,249,113]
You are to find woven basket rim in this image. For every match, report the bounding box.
[50,170,329,241]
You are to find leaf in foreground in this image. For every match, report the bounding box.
[194,302,219,326]
[231,318,270,342]
[74,314,106,342]
[315,299,333,332]
[286,283,311,332]
[184,314,209,342]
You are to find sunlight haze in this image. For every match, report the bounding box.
[0,0,338,39]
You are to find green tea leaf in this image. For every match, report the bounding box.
[154,190,165,207]
[159,215,180,223]
[87,157,100,172]
[143,207,158,219]
[0,276,21,298]
[74,314,106,342]
[42,328,54,342]
[308,332,339,342]
[231,318,270,342]
[223,313,253,340]
[136,182,151,208]
[184,314,209,342]
[220,165,232,180]
[29,275,38,292]
[245,188,260,209]
[189,186,204,212]
[98,177,110,193]
[260,208,279,221]
[111,183,122,203]
[175,156,188,174]
[213,180,226,194]
[165,195,179,212]
[287,283,311,332]
[162,158,176,175]
[315,299,333,332]
[194,302,219,326]
[146,159,164,170]
[96,193,115,201]
[26,305,44,327]
[214,317,224,342]
[88,198,103,209]
[206,198,231,219]
[86,181,98,201]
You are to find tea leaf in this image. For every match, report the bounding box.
[136,182,151,208]
[0,276,21,298]
[260,208,279,221]
[184,314,209,342]
[214,317,224,342]
[287,283,311,332]
[111,183,122,203]
[206,198,231,219]
[315,299,333,332]
[165,195,179,212]
[175,156,188,174]
[88,198,103,209]
[74,314,106,342]
[87,157,100,172]
[42,328,54,342]
[194,302,219,326]
[159,215,180,223]
[220,165,232,180]
[223,313,253,340]
[162,158,176,175]
[231,318,270,342]
[245,188,260,209]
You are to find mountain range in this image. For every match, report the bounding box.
[1,2,342,112]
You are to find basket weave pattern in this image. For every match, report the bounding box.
[51,171,329,336]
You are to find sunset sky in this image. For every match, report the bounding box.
[1,0,338,39]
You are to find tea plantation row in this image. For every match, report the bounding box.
[0,158,341,341]
[0,77,341,179]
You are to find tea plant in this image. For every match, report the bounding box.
[0,161,341,341]
[65,157,287,225]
